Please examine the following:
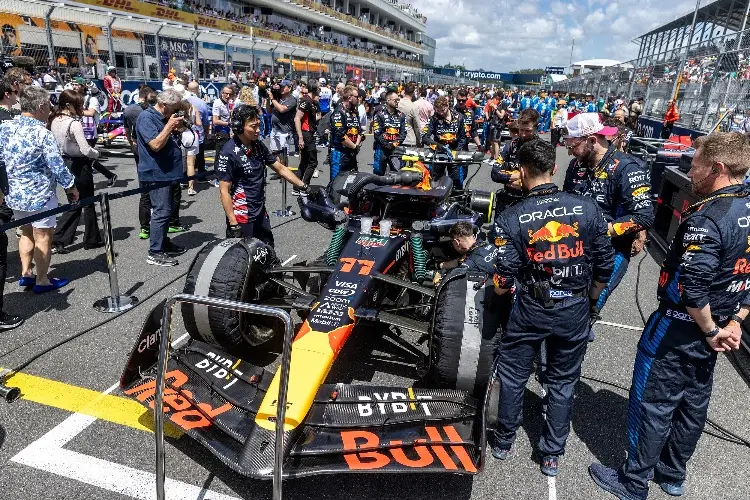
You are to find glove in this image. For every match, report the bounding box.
[227,224,242,238]
[589,298,601,327]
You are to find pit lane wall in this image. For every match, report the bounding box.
[633,116,705,141]
[0,0,434,85]
[556,26,750,134]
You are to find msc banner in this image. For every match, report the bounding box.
[159,37,194,75]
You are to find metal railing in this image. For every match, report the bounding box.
[558,26,750,133]
[153,294,295,500]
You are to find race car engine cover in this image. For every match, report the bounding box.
[430,267,504,397]
[182,238,280,350]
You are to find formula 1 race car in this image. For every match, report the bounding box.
[120,151,505,486]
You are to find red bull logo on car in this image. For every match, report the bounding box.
[528,221,579,244]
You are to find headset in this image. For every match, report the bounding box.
[230,104,255,135]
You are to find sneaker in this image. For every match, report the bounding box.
[107,173,118,188]
[163,242,186,256]
[147,252,178,267]
[187,187,197,196]
[291,188,301,196]
[168,225,186,233]
[139,228,150,239]
[654,469,685,496]
[0,312,24,330]
[292,152,300,157]
[589,463,647,500]
[540,455,559,477]
[32,277,71,294]
[51,245,69,255]
[490,443,511,460]
[210,179,220,187]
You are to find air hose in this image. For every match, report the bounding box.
[410,233,428,282]
[325,224,347,266]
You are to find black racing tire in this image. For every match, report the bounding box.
[182,238,281,352]
[429,269,505,397]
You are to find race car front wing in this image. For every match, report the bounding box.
[121,294,488,493]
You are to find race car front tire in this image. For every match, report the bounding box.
[429,268,505,397]
[182,238,281,352]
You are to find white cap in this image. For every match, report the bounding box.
[563,113,619,139]
[318,77,327,85]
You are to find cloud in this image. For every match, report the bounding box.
[410,0,700,71]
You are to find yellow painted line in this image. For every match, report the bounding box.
[6,372,183,439]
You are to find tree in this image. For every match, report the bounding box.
[511,68,545,74]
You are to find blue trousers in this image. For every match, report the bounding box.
[494,293,589,456]
[619,309,717,496]
[330,149,358,180]
[144,182,173,254]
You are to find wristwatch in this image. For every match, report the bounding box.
[704,325,720,338]
[731,314,744,325]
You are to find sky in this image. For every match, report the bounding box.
[409,0,703,72]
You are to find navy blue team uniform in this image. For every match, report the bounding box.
[564,146,654,320]
[329,106,362,179]
[590,184,750,499]
[492,184,614,460]
[215,137,277,245]
[491,138,525,213]
[372,108,406,175]
[421,112,467,187]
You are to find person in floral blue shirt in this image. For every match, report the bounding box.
[0,86,78,293]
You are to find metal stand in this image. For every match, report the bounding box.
[274,147,296,217]
[93,191,138,313]
[153,295,294,500]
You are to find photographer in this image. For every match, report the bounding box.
[266,79,297,167]
[294,80,320,186]
[217,105,308,246]
[135,88,187,267]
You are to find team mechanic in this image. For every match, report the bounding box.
[491,108,540,216]
[372,89,406,175]
[217,105,309,245]
[562,113,653,339]
[421,95,467,187]
[490,138,614,477]
[590,132,747,500]
[329,85,363,183]
[456,89,481,151]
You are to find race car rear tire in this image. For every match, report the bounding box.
[182,238,281,351]
[429,268,505,397]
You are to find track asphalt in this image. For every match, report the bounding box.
[0,136,747,500]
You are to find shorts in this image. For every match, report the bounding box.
[181,130,199,155]
[13,194,58,229]
[270,130,293,152]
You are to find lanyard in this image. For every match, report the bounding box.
[681,188,749,219]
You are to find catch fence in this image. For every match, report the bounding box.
[558,27,750,133]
